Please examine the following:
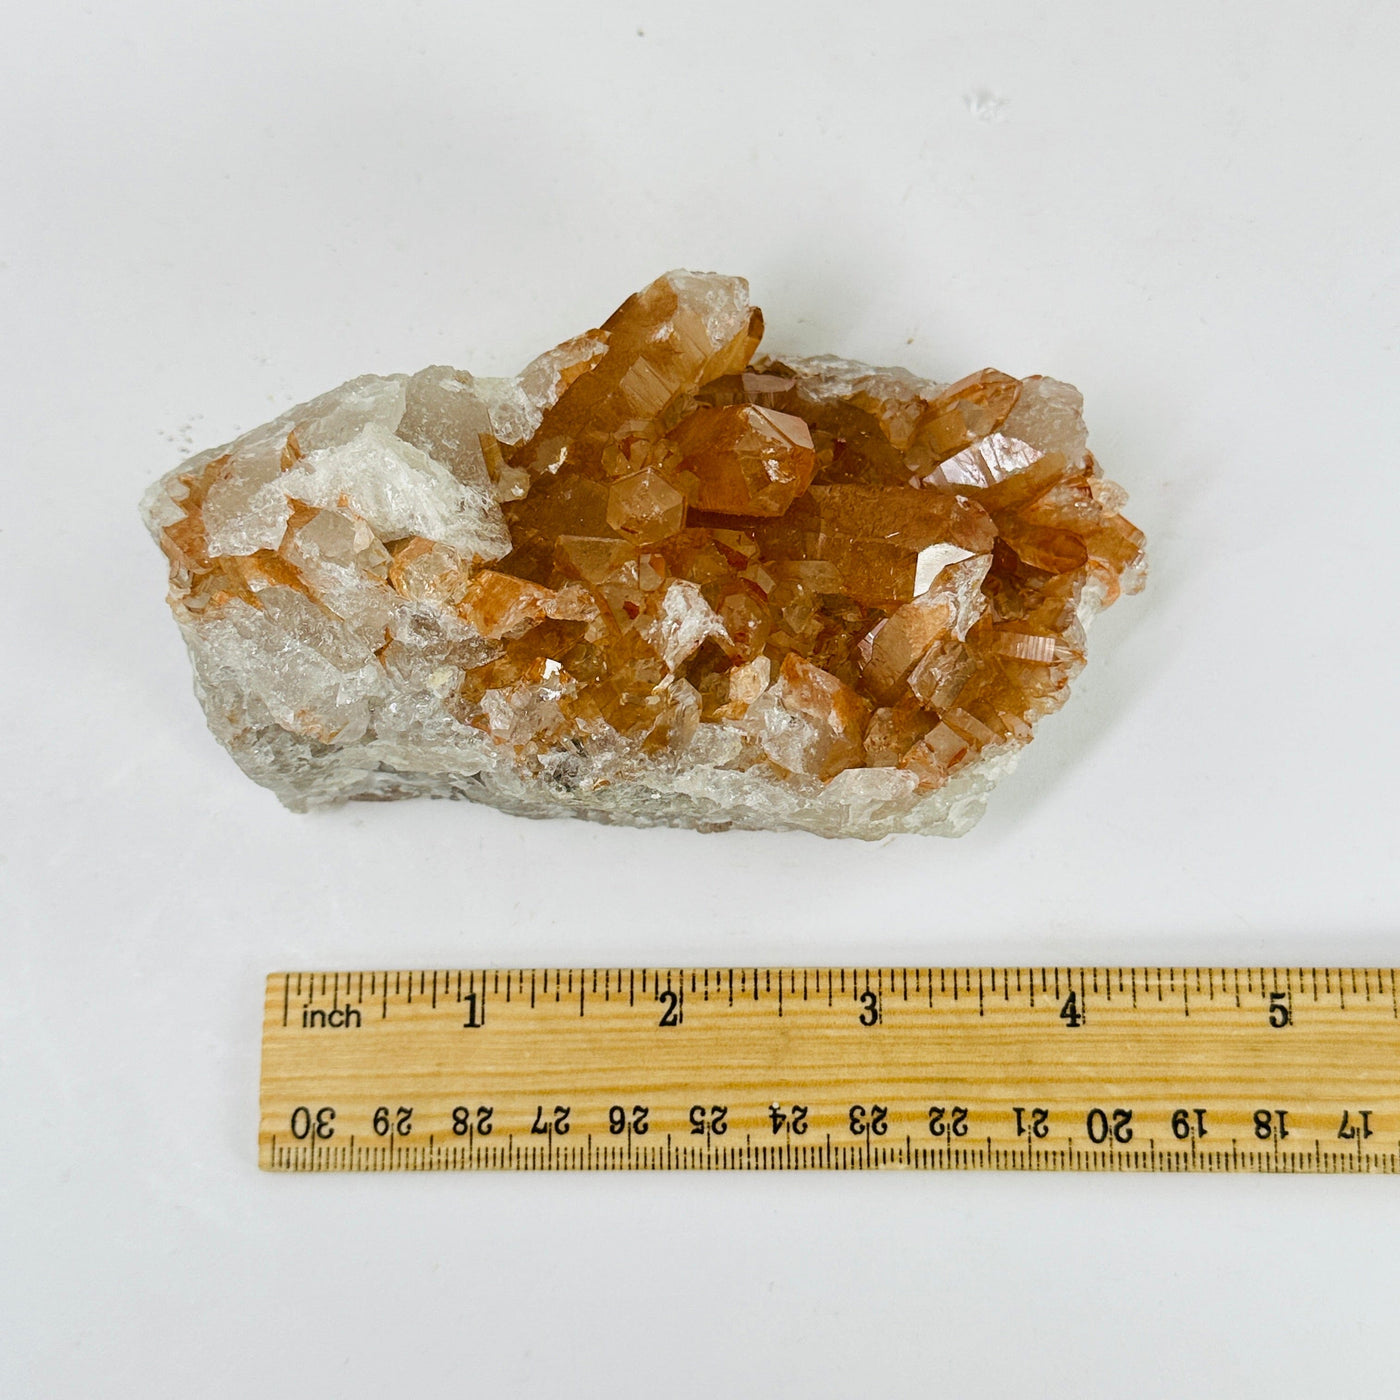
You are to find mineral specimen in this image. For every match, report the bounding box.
[143,271,1144,837]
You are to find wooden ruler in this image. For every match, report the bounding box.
[259,967,1400,1173]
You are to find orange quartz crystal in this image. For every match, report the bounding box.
[145,271,1144,832]
[479,275,1143,791]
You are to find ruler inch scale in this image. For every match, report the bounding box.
[259,966,1400,1174]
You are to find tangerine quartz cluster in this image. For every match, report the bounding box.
[143,272,1144,837]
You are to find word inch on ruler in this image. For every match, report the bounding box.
[259,967,1400,1174]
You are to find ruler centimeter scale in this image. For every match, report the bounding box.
[259,966,1400,1174]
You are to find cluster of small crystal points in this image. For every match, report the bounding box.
[143,272,1144,837]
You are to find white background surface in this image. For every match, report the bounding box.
[4,2,1399,1395]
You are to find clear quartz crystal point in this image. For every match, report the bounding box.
[143,271,1144,837]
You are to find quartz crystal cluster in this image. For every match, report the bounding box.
[143,272,1144,836]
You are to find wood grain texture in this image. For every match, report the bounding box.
[259,968,1400,1173]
